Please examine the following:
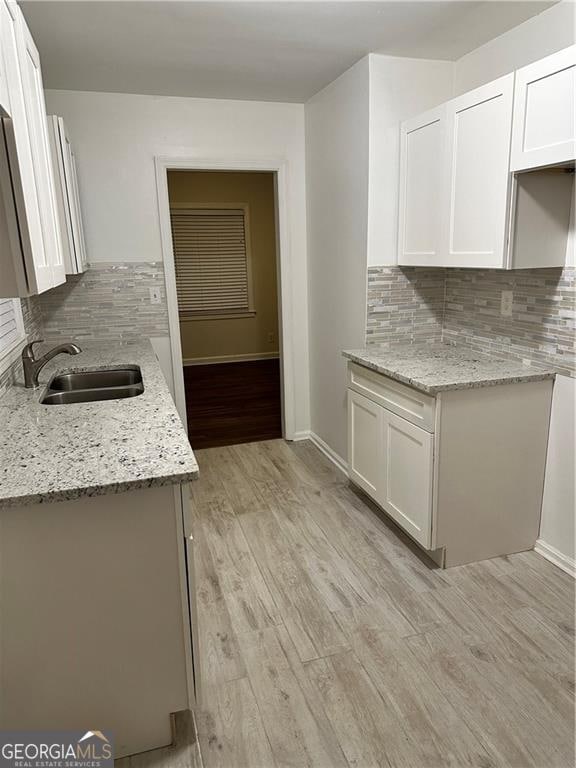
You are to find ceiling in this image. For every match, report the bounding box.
[21,1,556,103]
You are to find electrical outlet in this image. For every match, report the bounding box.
[501,290,513,317]
[267,332,275,344]
[149,287,161,305]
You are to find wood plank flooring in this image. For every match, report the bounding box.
[125,439,575,768]
[184,360,282,448]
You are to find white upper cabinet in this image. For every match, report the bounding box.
[0,1,66,297]
[13,6,65,292]
[442,74,514,268]
[398,50,574,270]
[398,105,446,266]
[48,116,87,274]
[0,6,9,114]
[511,46,576,171]
[399,74,514,269]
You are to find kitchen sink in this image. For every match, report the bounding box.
[41,366,144,405]
[48,367,142,391]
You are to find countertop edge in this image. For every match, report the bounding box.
[342,349,557,394]
[0,468,200,511]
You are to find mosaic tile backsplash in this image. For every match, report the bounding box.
[39,262,169,342]
[367,268,444,346]
[367,266,576,376]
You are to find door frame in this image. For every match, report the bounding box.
[155,156,294,438]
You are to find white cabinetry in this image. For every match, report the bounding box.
[48,115,87,274]
[399,75,514,269]
[443,75,514,268]
[347,361,554,567]
[398,52,574,270]
[347,368,434,549]
[398,106,445,266]
[380,409,433,548]
[511,46,576,171]
[0,1,65,296]
[348,390,382,500]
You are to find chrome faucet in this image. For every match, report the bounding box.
[22,340,82,389]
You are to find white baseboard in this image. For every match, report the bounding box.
[308,431,349,477]
[534,538,576,578]
[183,352,279,366]
[291,430,311,442]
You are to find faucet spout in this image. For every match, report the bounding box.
[22,340,82,389]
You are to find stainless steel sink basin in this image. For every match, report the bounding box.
[48,367,142,391]
[41,366,144,405]
[42,385,144,405]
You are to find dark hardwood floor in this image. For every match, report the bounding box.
[184,358,282,449]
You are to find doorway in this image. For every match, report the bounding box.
[166,170,282,449]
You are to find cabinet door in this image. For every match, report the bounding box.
[67,146,88,273]
[0,2,10,114]
[0,0,44,295]
[380,409,433,548]
[511,46,575,171]
[48,116,87,274]
[442,74,514,268]
[347,389,382,502]
[13,6,65,292]
[398,105,446,266]
[47,115,75,273]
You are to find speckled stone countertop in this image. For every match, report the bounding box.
[0,340,199,509]
[343,343,556,395]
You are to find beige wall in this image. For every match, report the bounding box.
[167,170,279,362]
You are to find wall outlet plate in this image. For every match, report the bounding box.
[501,290,513,317]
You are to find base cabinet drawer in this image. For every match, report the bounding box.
[347,389,433,549]
[348,362,435,432]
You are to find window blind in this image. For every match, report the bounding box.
[170,208,252,317]
[0,299,24,362]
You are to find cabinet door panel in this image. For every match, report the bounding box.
[0,0,45,295]
[67,149,88,272]
[48,116,87,275]
[14,7,65,292]
[511,46,576,171]
[347,390,382,501]
[443,74,514,268]
[381,410,433,548]
[398,105,445,266]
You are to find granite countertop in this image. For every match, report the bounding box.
[0,340,199,509]
[342,343,556,395]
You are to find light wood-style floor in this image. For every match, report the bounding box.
[126,439,575,768]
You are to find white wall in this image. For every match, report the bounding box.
[454,1,575,94]
[45,89,310,437]
[305,54,454,459]
[305,57,370,461]
[367,54,453,266]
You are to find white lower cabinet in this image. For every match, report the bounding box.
[347,362,554,567]
[348,389,383,500]
[380,409,433,548]
[348,388,433,549]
